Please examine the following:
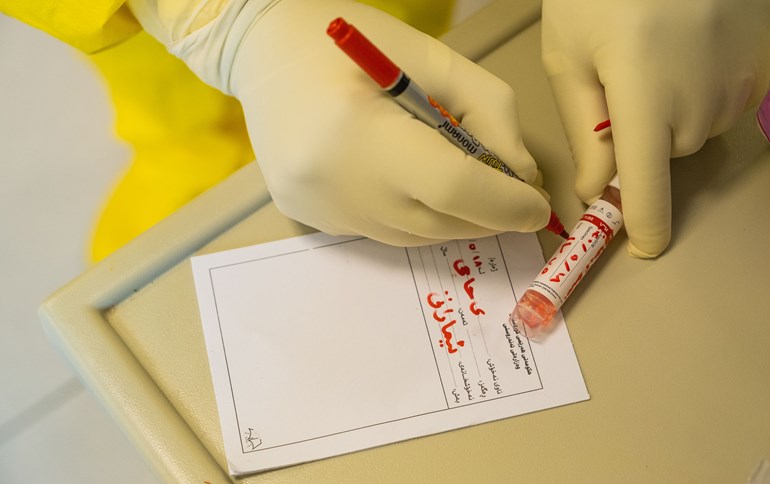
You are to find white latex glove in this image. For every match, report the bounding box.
[542,0,770,258]
[127,0,551,246]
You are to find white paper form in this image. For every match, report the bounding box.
[191,232,588,476]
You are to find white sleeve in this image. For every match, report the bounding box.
[127,0,279,92]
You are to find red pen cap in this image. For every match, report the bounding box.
[327,17,401,89]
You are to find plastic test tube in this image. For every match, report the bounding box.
[511,176,622,341]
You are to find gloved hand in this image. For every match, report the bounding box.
[542,0,770,258]
[127,0,551,246]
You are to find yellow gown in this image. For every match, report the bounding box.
[0,0,455,262]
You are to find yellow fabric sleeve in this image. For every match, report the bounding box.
[0,0,140,53]
[0,0,454,54]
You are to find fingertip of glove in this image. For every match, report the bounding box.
[501,187,551,234]
[532,183,551,203]
[527,196,556,233]
[575,179,605,206]
[626,240,665,259]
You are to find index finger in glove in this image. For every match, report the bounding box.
[544,63,617,204]
[603,76,673,258]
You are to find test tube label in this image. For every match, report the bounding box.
[527,199,624,307]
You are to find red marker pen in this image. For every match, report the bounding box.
[327,17,568,239]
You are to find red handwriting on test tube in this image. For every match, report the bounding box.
[541,236,575,275]
[564,234,610,299]
[426,291,465,354]
[543,229,611,283]
[539,236,571,281]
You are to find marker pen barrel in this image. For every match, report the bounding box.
[327,17,568,239]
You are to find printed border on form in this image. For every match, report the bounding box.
[191,232,588,475]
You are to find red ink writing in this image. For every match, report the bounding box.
[426,291,465,354]
[453,258,486,317]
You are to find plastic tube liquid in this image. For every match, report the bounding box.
[511,183,623,340]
